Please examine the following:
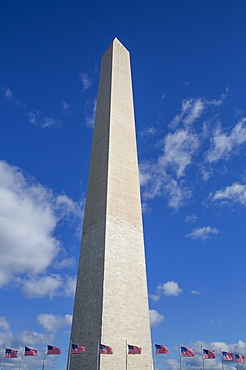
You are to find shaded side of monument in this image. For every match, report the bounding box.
[68,38,153,369]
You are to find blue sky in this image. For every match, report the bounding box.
[1,0,246,369]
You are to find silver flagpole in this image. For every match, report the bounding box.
[153,341,157,370]
[19,343,25,370]
[0,345,5,370]
[42,341,47,370]
[220,348,224,370]
[126,340,128,370]
[201,345,205,370]
[179,343,182,370]
[234,347,239,370]
[96,339,100,370]
[66,338,72,370]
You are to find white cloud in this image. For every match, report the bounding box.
[140,126,157,139]
[62,101,72,112]
[0,327,53,360]
[56,194,84,220]
[209,319,222,326]
[191,290,202,295]
[140,128,197,210]
[160,129,199,178]
[210,182,246,205]
[4,87,13,101]
[37,313,72,333]
[0,321,55,368]
[1,87,23,106]
[85,98,97,128]
[140,89,234,210]
[185,214,198,223]
[169,96,224,130]
[169,98,205,129]
[18,330,50,346]
[42,116,60,128]
[186,226,219,240]
[28,111,60,128]
[20,274,76,298]
[0,316,10,331]
[0,160,83,292]
[157,281,182,296]
[80,72,92,91]
[149,294,161,302]
[165,178,192,209]
[53,257,75,269]
[206,118,246,162]
[149,309,165,328]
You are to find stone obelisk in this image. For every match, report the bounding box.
[68,38,153,369]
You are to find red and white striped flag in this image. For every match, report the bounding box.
[222,351,234,361]
[203,349,216,359]
[4,348,18,358]
[100,344,113,354]
[155,344,169,354]
[236,354,245,363]
[181,346,195,357]
[47,345,61,355]
[71,344,86,354]
[128,345,141,354]
[24,346,38,356]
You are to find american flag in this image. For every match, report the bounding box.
[222,351,234,361]
[24,346,38,356]
[236,354,245,363]
[4,348,18,358]
[71,344,86,354]
[100,344,113,354]
[47,345,61,355]
[203,349,216,359]
[128,345,142,354]
[155,344,169,354]
[181,346,195,357]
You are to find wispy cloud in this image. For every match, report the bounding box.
[0,316,10,330]
[19,275,77,298]
[149,309,165,328]
[168,95,225,130]
[140,91,234,210]
[140,126,198,210]
[1,87,24,106]
[160,129,199,178]
[186,226,219,240]
[85,98,97,128]
[37,313,72,333]
[140,125,157,139]
[205,118,246,162]
[149,293,161,302]
[191,289,205,295]
[79,72,92,92]
[210,182,246,206]
[28,111,61,128]
[62,101,72,112]
[185,214,198,223]
[4,87,13,101]
[209,319,222,326]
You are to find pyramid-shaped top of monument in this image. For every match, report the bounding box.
[112,37,129,52]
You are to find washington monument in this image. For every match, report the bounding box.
[68,38,153,369]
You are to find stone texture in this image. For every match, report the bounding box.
[68,38,153,369]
